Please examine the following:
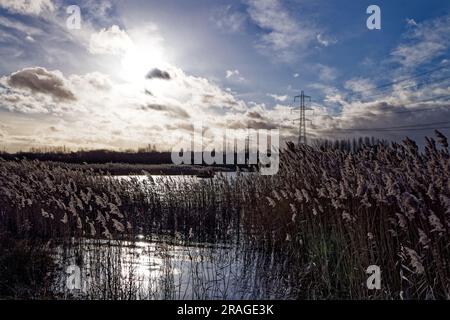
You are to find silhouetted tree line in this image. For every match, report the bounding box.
[0,137,386,166]
[0,149,246,169]
[312,136,389,152]
[0,149,174,165]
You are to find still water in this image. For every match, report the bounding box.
[55,237,293,300]
[54,173,292,300]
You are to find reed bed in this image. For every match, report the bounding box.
[241,132,450,299]
[0,131,449,299]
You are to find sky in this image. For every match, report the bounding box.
[1,0,450,152]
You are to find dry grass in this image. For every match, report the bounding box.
[0,131,449,299]
[242,131,450,299]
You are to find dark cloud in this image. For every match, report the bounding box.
[202,94,237,106]
[227,119,278,130]
[141,103,190,119]
[315,99,450,143]
[165,122,195,132]
[146,68,171,80]
[247,119,278,130]
[246,111,264,119]
[7,67,76,101]
[202,94,214,103]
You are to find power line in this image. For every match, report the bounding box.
[345,63,450,98]
[311,94,450,133]
[289,62,450,135]
[332,126,450,133]
[312,94,450,118]
[308,60,450,105]
[331,121,450,132]
[353,73,450,102]
[311,73,450,105]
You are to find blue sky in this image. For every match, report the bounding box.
[1,0,450,151]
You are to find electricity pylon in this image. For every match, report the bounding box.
[293,91,312,145]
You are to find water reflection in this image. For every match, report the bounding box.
[55,237,295,300]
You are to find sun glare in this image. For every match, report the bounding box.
[120,42,166,82]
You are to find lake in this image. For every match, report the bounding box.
[55,236,294,300]
[53,172,293,300]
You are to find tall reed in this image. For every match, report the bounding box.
[0,131,449,299]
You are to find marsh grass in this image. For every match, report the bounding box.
[0,131,449,299]
[0,232,55,298]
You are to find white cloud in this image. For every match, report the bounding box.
[406,18,418,27]
[268,94,288,102]
[308,83,343,103]
[0,86,63,114]
[392,14,450,67]
[317,64,338,82]
[0,0,54,16]
[315,95,450,142]
[0,2,296,151]
[70,72,112,91]
[393,42,446,68]
[0,64,279,150]
[212,5,247,33]
[0,123,8,138]
[246,0,317,61]
[306,68,450,142]
[81,0,114,22]
[0,16,44,36]
[225,69,245,81]
[226,69,239,78]
[344,78,375,94]
[316,33,337,47]
[89,25,133,56]
[305,13,450,142]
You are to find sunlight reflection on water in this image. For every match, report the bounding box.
[55,236,293,300]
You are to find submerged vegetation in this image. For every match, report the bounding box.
[0,131,449,299]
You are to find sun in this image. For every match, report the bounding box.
[120,42,166,83]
